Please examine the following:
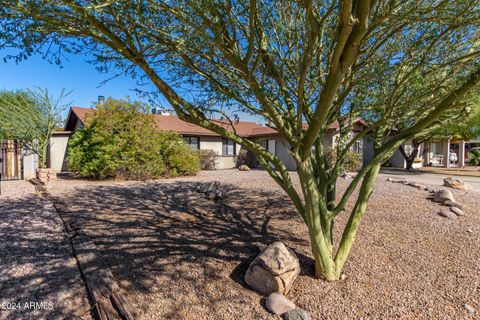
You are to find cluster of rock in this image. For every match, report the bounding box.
[429,189,464,219]
[386,176,470,220]
[196,181,222,201]
[244,241,310,319]
[386,177,426,190]
[238,164,251,171]
[36,168,57,183]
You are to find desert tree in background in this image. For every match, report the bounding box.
[0,88,70,168]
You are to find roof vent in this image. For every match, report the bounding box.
[152,108,174,116]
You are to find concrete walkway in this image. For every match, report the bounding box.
[379,168,480,191]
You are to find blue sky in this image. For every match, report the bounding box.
[0,50,263,123]
[0,50,159,119]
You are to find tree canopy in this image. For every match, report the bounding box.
[2,0,480,280]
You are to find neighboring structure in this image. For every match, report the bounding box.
[379,138,480,169]
[49,107,366,172]
[0,140,38,180]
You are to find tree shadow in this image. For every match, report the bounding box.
[54,179,310,318]
[0,194,93,320]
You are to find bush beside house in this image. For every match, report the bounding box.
[326,147,362,172]
[67,98,199,180]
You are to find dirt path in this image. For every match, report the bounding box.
[0,187,92,320]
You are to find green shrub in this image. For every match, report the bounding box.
[198,149,218,170]
[157,131,200,176]
[67,98,199,179]
[326,147,362,172]
[468,149,480,166]
[236,148,256,167]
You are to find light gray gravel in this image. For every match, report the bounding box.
[0,192,92,319]
[0,180,36,199]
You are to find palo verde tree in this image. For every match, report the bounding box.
[0,88,69,168]
[2,1,480,280]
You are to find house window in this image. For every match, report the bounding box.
[222,138,236,156]
[353,141,363,153]
[183,136,200,150]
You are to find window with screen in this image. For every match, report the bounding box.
[222,138,236,156]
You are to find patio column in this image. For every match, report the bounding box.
[459,140,465,167]
[443,138,451,168]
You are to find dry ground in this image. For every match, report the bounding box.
[0,181,92,320]
[42,170,480,320]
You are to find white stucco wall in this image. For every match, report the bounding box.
[22,151,38,179]
[48,133,71,172]
[198,136,241,169]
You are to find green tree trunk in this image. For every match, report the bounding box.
[297,160,336,280]
[334,164,381,277]
[299,161,381,280]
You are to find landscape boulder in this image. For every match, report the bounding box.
[265,293,295,315]
[443,200,463,210]
[443,177,472,191]
[449,207,464,216]
[238,164,251,171]
[437,209,458,220]
[433,189,455,204]
[283,308,311,320]
[245,241,300,295]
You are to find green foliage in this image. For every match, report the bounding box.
[467,149,480,166]
[157,131,200,177]
[327,148,361,173]
[67,98,199,179]
[0,88,69,168]
[198,149,217,170]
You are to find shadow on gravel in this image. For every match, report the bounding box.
[55,180,309,315]
[0,195,92,320]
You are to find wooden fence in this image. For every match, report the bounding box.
[0,140,22,180]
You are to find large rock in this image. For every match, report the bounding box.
[265,293,295,315]
[245,242,300,295]
[437,209,458,220]
[433,189,455,204]
[450,207,464,216]
[443,200,463,210]
[283,308,311,320]
[238,164,251,171]
[443,177,472,191]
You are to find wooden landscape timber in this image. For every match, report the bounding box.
[29,178,136,320]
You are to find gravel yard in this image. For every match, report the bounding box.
[43,170,480,319]
[0,185,92,320]
[0,180,35,199]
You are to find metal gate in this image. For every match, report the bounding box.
[0,140,23,181]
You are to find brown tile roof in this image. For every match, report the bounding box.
[67,107,278,137]
[66,107,365,137]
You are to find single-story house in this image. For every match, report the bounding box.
[48,107,366,172]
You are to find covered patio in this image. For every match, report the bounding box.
[425,138,480,168]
